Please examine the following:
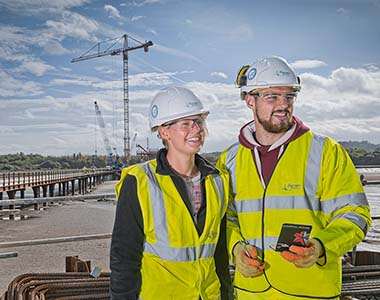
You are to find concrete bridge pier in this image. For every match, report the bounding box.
[42,185,48,207]
[42,185,48,197]
[7,190,16,199]
[32,186,41,210]
[4,190,16,219]
[62,182,66,196]
[33,186,40,198]
[49,184,55,197]
[84,179,88,194]
[71,180,75,196]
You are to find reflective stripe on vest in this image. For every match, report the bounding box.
[140,161,225,261]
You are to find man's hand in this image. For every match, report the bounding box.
[280,238,323,268]
[233,242,265,277]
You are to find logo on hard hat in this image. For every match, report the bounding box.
[276,70,291,76]
[186,101,199,108]
[151,105,158,118]
[248,68,257,80]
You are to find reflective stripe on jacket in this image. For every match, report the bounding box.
[218,131,371,299]
[115,159,229,300]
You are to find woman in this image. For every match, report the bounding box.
[110,86,232,300]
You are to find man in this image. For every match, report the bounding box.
[110,86,232,299]
[217,56,372,300]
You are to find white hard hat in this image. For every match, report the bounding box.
[236,56,301,100]
[149,86,209,131]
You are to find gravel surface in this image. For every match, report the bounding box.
[0,180,118,295]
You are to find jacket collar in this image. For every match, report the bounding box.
[155,148,219,178]
[238,115,310,151]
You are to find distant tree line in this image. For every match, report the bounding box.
[0,141,379,171]
[0,152,108,171]
[345,148,380,165]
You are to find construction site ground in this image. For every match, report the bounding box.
[0,180,117,294]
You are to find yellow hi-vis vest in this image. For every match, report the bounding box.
[218,131,371,299]
[115,159,229,300]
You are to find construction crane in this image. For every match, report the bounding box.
[94,101,118,167]
[130,133,138,155]
[136,138,157,160]
[71,34,153,162]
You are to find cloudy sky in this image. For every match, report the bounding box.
[1,0,380,157]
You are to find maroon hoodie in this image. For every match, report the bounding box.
[238,115,310,186]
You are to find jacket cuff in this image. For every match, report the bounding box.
[314,237,327,266]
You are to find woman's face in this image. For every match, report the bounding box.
[159,114,207,156]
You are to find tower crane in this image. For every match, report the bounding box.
[71,34,153,162]
[94,101,118,167]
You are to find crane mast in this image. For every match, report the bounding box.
[71,34,153,162]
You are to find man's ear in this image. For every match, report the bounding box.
[245,94,255,110]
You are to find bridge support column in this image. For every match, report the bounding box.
[32,186,40,198]
[42,185,47,197]
[71,180,75,196]
[49,184,55,197]
[78,180,81,194]
[6,191,16,220]
[7,190,16,199]
[32,186,40,210]
[20,189,25,198]
[58,183,62,196]
[62,182,66,196]
[42,185,48,207]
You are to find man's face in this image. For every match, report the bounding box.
[249,86,296,134]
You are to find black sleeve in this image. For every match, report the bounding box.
[110,175,144,300]
[214,215,234,300]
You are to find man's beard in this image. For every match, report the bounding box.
[256,109,293,133]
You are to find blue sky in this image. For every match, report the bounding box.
[0,0,380,156]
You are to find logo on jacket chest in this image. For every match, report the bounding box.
[281,183,301,191]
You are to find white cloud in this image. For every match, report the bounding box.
[45,11,99,41]
[291,60,327,69]
[104,5,121,19]
[210,72,228,79]
[50,78,94,87]
[337,7,350,16]
[131,16,144,22]
[289,66,380,127]
[15,60,55,77]
[2,65,380,155]
[0,71,43,97]
[146,28,157,35]
[0,0,90,13]
[130,0,162,7]
[130,72,176,86]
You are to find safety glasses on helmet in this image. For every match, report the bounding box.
[163,118,206,131]
[249,91,298,104]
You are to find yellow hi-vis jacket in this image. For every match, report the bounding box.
[217,131,372,299]
[115,159,229,300]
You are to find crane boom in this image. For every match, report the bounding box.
[71,34,153,162]
[94,101,113,159]
[71,42,153,62]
